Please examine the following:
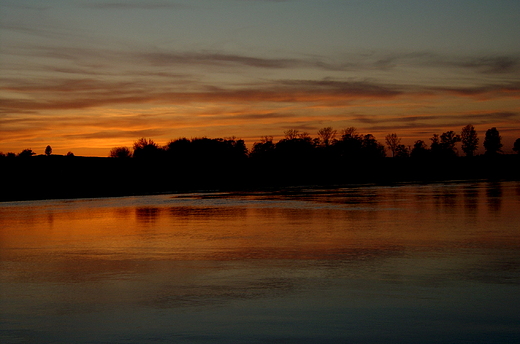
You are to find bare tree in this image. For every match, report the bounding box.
[340,127,359,139]
[317,127,337,147]
[260,136,273,144]
[385,133,401,157]
[283,129,300,140]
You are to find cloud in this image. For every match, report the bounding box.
[240,0,291,2]
[369,52,520,74]
[454,56,520,74]
[6,38,520,79]
[3,73,520,116]
[138,50,520,74]
[429,83,520,98]
[0,76,407,113]
[141,51,299,69]
[62,129,169,140]
[82,2,192,10]
[196,111,294,122]
[277,79,403,97]
[353,112,520,133]
[229,112,293,120]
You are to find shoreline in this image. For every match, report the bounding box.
[2,154,519,202]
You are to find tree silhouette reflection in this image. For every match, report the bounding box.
[135,207,161,224]
[463,184,480,215]
[486,182,503,213]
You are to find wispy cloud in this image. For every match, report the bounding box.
[0,78,403,113]
[355,112,518,126]
[81,1,192,10]
[369,52,520,74]
[2,74,520,115]
[353,112,520,134]
[62,128,170,140]
[429,83,520,98]
[141,51,299,69]
[5,38,520,78]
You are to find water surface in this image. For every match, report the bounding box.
[1,181,519,343]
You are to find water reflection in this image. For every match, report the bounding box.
[135,207,161,224]
[486,182,503,213]
[1,181,520,344]
[463,183,480,215]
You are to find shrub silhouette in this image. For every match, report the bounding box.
[18,149,35,158]
[110,147,132,159]
[133,138,162,159]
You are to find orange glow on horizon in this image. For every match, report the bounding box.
[1,86,519,156]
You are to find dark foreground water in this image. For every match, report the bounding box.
[1,181,519,343]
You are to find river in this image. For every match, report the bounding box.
[1,181,519,343]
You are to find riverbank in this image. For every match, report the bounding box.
[1,154,519,202]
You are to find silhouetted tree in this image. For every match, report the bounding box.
[513,138,520,154]
[110,146,132,158]
[164,137,192,162]
[66,151,75,157]
[18,149,35,158]
[169,137,248,167]
[340,127,359,139]
[385,133,401,157]
[250,136,276,161]
[275,132,315,161]
[484,127,502,156]
[187,137,213,162]
[461,124,479,157]
[430,134,441,157]
[411,140,429,159]
[394,144,409,158]
[284,129,300,140]
[335,127,363,159]
[45,145,52,156]
[133,138,162,159]
[298,131,313,142]
[317,127,337,147]
[221,137,248,162]
[440,130,461,157]
[361,134,386,159]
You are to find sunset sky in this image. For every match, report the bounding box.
[1,0,519,156]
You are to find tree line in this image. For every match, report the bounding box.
[1,125,518,161]
[1,125,519,201]
[103,125,519,161]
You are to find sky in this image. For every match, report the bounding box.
[1,0,519,156]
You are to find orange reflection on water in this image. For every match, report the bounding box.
[1,182,519,266]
